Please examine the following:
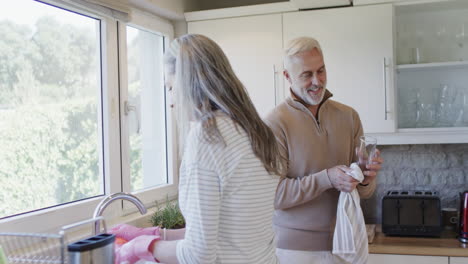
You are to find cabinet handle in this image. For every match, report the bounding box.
[273,64,277,106]
[383,58,388,120]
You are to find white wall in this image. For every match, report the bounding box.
[174,21,188,37]
[130,0,189,20]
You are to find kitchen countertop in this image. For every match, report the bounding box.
[369,227,468,257]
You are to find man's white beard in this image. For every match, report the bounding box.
[299,83,326,106]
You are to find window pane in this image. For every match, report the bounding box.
[0,0,103,218]
[126,26,167,191]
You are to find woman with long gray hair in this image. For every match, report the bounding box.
[140,34,284,264]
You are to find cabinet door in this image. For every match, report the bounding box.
[450,257,468,264]
[369,254,448,264]
[188,14,283,117]
[283,4,395,133]
[354,0,429,5]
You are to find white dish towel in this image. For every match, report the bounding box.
[332,163,369,264]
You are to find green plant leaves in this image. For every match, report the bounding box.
[150,197,185,229]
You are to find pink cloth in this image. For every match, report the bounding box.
[109,224,161,264]
[109,224,160,241]
[114,235,160,264]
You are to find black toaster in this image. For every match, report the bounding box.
[382,190,442,237]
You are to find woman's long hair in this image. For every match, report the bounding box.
[164,34,283,175]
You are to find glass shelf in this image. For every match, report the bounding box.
[396,62,468,130]
[397,60,468,71]
[398,127,468,133]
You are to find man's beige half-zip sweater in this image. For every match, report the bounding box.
[264,90,376,251]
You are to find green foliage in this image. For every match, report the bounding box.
[32,16,97,93]
[0,99,101,216]
[129,134,143,191]
[150,198,185,229]
[0,17,97,107]
[0,20,38,105]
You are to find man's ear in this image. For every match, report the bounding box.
[283,70,292,85]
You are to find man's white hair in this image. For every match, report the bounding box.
[284,37,323,71]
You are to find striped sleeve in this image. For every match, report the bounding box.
[176,128,221,264]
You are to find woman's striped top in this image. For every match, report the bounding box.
[176,113,279,264]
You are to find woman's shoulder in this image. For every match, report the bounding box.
[214,112,248,144]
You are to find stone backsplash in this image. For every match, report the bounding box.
[361,144,468,224]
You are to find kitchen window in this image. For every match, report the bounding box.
[123,26,168,192]
[0,0,176,233]
[0,0,103,219]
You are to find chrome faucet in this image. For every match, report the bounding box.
[93,192,147,234]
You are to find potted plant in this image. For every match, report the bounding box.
[150,197,185,229]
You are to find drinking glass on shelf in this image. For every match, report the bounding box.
[357,136,377,172]
[462,88,468,126]
[411,47,423,64]
[436,84,455,127]
[398,87,418,128]
[436,84,465,127]
[412,26,426,63]
[451,87,465,126]
[416,102,436,128]
[415,88,436,128]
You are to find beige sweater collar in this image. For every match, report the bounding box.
[287,89,334,114]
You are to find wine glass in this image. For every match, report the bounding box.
[357,136,377,172]
[416,88,436,128]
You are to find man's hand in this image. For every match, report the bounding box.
[361,148,383,185]
[328,165,359,192]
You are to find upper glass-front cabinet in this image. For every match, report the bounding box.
[395,0,468,130]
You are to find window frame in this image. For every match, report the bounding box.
[118,9,178,213]
[0,1,177,233]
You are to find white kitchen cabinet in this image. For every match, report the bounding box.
[354,0,429,5]
[187,14,283,117]
[290,0,351,9]
[369,254,448,264]
[185,1,468,144]
[283,4,395,134]
[450,257,468,264]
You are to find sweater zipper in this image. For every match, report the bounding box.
[302,106,322,133]
[315,101,327,133]
[315,113,322,133]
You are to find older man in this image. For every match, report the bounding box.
[265,37,383,263]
